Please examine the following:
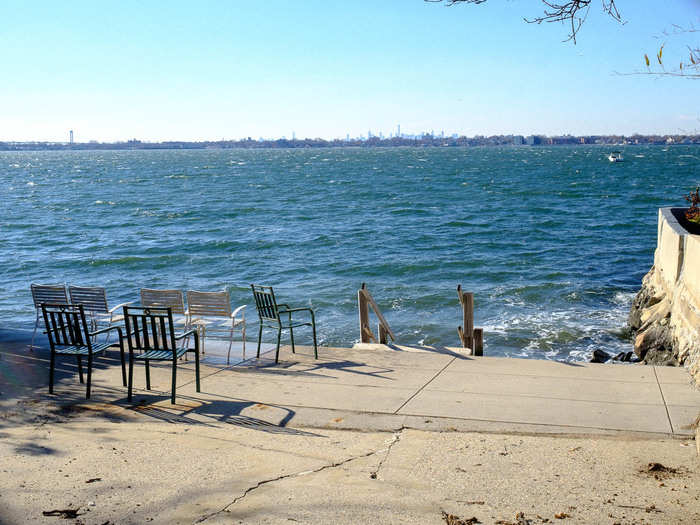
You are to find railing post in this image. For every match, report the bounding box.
[457,285,474,351]
[358,283,373,343]
[457,284,483,355]
[378,322,388,344]
[473,328,484,356]
[357,283,395,345]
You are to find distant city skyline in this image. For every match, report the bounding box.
[1,1,698,142]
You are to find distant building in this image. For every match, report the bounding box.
[69,130,73,144]
[512,135,524,145]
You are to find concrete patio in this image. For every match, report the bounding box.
[2,330,699,524]
[2,331,698,437]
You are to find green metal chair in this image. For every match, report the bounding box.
[122,305,200,404]
[251,284,318,364]
[41,303,126,399]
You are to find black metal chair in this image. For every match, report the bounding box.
[122,306,200,404]
[31,284,69,350]
[41,303,126,399]
[251,284,318,364]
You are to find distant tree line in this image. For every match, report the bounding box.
[2,133,698,151]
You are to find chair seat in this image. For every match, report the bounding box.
[190,317,242,328]
[55,341,114,355]
[133,347,188,361]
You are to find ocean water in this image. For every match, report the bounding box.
[1,146,698,361]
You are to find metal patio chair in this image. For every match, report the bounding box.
[68,285,132,342]
[41,303,126,399]
[251,284,318,364]
[140,288,187,325]
[30,283,69,350]
[122,305,200,404]
[186,290,246,364]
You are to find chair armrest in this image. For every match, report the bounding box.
[174,329,197,340]
[89,325,123,338]
[108,301,134,314]
[231,304,246,319]
[277,303,290,310]
[278,307,314,314]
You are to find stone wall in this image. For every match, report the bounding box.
[629,208,700,384]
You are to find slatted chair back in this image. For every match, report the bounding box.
[41,303,91,350]
[31,284,68,308]
[68,286,109,314]
[186,290,232,318]
[140,288,186,315]
[251,285,281,324]
[123,306,177,356]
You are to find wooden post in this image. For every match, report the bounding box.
[358,283,372,343]
[473,328,483,356]
[357,283,395,345]
[457,285,474,351]
[378,322,388,344]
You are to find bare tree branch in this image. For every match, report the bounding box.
[426,0,624,43]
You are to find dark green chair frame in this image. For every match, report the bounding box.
[251,284,318,364]
[122,305,200,404]
[41,303,125,399]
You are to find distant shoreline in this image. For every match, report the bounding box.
[2,134,699,152]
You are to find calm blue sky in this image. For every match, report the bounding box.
[1,1,698,141]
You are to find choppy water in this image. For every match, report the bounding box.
[1,146,698,361]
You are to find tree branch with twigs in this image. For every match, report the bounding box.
[425,0,623,43]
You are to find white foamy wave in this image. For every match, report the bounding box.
[26,181,36,186]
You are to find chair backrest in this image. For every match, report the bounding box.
[123,306,177,354]
[251,284,280,323]
[31,284,68,309]
[68,286,109,314]
[41,303,91,349]
[140,288,185,315]
[186,290,231,318]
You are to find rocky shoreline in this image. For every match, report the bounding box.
[625,208,700,385]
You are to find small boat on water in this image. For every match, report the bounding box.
[608,151,623,163]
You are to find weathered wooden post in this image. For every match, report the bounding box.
[457,284,483,356]
[358,283,372,343]
[358,283,395,345]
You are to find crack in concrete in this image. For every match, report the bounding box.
[194,428,408,523]
[370,426,405,480]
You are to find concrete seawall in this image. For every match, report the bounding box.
[630,207,700,384]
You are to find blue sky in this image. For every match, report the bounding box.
[1,1,698,141]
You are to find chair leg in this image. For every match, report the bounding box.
[77,356,84,384]
[289,312,295,353]
[275,328,282,363]
[256,324,263,358]
[119,340,127,387]
[242,323,246,359]
[49,350,55,394]
[227,324,234,365]
[171,360,177,404]
[145,360,151,390]
[311,313,318,359]
[194,350,201,393]
[128,354,134,402]
[30,313,40,351]
[86,352,93,399]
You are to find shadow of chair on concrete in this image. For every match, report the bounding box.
[231,357,396,381]
[128,394,322,437]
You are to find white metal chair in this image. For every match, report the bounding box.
[68,285,132,342]
[140,288,187,326]
[186,290,246,364]
[30,283,68,350]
